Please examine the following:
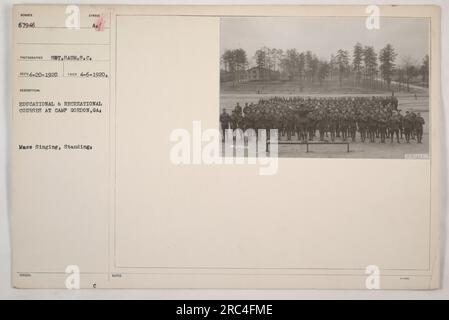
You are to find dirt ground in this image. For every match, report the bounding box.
[220,89,430,159]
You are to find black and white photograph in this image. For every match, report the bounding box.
[220,17,430,158]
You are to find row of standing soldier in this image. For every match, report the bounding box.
[220,96,425,144]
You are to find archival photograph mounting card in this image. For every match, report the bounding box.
[11,5,441,289]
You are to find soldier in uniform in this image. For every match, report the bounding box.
[266,108,276,141]
[316,110,327,141]
[390,96,399,110]
[280,111,288,138]
[231,104,243,130]
[357,112,368,142]
[388,112,401,143]
[242,102,251,130]
[224,95,409,145]
[335,112,341,138]
[397,110,404,140]
[340,113,349,141]
[253,109,263,138]
[389,96,395,110]
[329,111,339,142]
[348,112,357,142]
[377,113,388,143]
[295,112,308,142]
[272,108,283,140]
[244,106,256,136]
[410,112,417,140]
[403,111,413,143]
[286,108,296,141]
[367,112,377,143]
[234,103,243,117]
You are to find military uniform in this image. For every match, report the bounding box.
[316,111,327,141]
[286,110,296,141]
[295,113,308,141]
[367,114,377,143]
[340,114,349,141]
[220,110,231,141]
[388,113,401,143]
[348,113,357,142]
[222,95,405,145]
[415,113,425,143]
[357,114,368,143]
[377,114,388,143]
[403,112,413,143]
[329,112,339,142]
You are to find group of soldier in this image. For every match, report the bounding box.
[220,96,425,144]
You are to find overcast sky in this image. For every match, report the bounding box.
[220,17,429,66]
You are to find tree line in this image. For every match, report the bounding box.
[221,43,429,90]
